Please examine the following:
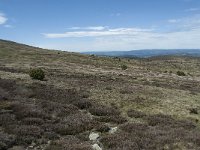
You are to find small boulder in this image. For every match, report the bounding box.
[89,132,99,141]
[92,144,102,150]
[109,127,118,134]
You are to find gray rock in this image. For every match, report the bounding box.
[109,127,118,134]
[89,132,100,141]
[92,144,102,150]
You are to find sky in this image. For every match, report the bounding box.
[0,0,200,52]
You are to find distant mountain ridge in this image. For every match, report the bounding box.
[83,49,200,58]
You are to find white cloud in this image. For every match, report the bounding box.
[69,26,107,31]
[40,29,200,51]
[43,27,153,38]
[41,14,200,51]
[86,26,107,30]
[0,13,7,25]
[69,27,81,30]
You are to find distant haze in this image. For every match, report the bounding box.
[83,49,200,58]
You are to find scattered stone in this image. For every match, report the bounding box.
[92,144,102,150]
[109,127,118,134]
[89,132,100,141]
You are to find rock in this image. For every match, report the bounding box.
[92,144,102,150]
[89,132,99,141]
[8,146,25,150]
[28,145,34,149]
[109,127,118,134]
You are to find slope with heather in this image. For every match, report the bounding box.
[1,40,200,150]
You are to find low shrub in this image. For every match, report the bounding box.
[119,88,133,94]
[100,132,139,150]
[127,109,146,118]
[29,68,45,80]
[177,71,186,76]
[89,105,120,116]
[44,132,59,140]
[96,124,110,133]
[120,123,149,133]
[55,113,94,135]
[146,114,196,130]
[22,117,44,125]
[40,101,79,117]
[11,103,48,120]
[105,86,112,90]
[13,125,43,138]
[73,99,92,109]
[0,132,16,150]
[189,108,198,114]
[0,114,16,126]
[121,64,128,70]
[94,115,127,124]
[46,136,92,150]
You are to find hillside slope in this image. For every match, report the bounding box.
[1,40,200,150]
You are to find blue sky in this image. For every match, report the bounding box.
[0,0,200,51]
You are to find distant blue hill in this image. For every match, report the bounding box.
[83,49,200,58]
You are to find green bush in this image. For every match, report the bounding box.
[121,64,128,70]
[29,68,45,80]
[177,71,186,76]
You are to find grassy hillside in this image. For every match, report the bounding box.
[1,39,200,150]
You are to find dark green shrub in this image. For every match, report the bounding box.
[29,68,45,80]
[189,108,198,114]
[121,64,128,70]
[177,71,186,76]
